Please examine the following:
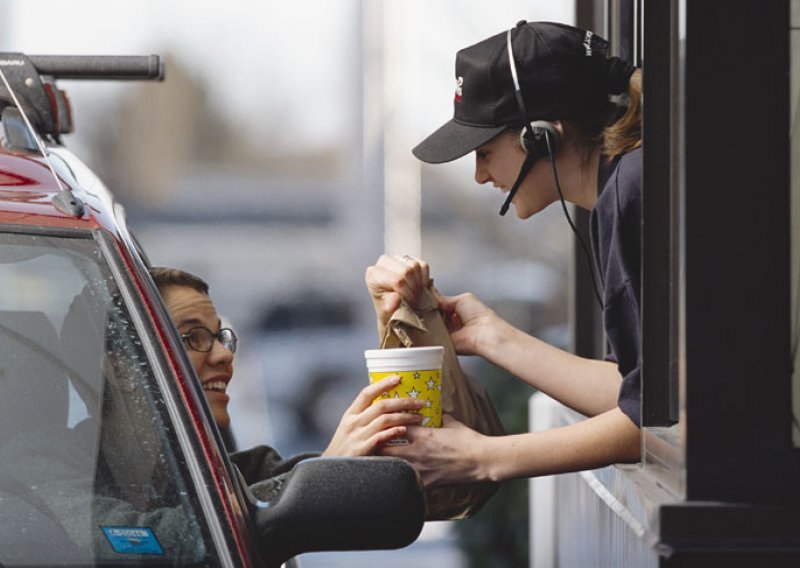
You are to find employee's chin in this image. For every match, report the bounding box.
[513,204,533,220]
[514,199,548,220]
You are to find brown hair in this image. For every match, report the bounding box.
[601,68,642,158]
[148,266,209,296]
[557,68,642,165]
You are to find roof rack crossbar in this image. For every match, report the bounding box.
[0,53,164,138]
[27,55,163,81]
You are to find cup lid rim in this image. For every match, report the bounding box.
[364,346,444,358]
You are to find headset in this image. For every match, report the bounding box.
[520,120,560,157]
[498,26,561,216]
[500,23,603,308]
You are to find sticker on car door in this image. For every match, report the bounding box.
[101,526,164,555]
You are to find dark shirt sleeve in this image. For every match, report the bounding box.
[617,366,641,426]
[230,445,319,502]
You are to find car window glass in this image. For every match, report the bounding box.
[0,231,223,566]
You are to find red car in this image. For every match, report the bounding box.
[0,53,423,567]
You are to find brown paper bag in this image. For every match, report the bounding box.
[381,287,506,520]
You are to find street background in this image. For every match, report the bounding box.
[2,2,575,565]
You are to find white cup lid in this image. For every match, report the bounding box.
[364,346,444,370]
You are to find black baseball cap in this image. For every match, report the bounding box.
[413,21,630,164]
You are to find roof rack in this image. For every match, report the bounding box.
[0,53,164,139]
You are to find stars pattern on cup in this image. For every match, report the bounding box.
[369,369,442,427]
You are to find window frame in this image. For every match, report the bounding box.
[576,0,798,504]
[0,224,243,564]
[98,229,249,562]
[639,0,796,503]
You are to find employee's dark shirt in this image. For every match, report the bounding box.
[590,147,643,426]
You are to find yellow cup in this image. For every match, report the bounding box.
[364,346,444,428]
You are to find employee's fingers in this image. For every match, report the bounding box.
[397,254,431,290]
[366,262,418,307]
[386,255,424,300]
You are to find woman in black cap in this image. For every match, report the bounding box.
[365,20,643,487]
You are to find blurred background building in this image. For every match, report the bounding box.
[2,2,576,566]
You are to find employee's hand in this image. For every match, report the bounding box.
[437,292,504,357]
[365,254,431,336]
[379,414,488,488]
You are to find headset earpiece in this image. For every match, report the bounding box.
[507,26,561,159]
[520,120,560,157]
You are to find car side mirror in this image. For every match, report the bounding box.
[253,457,425,567]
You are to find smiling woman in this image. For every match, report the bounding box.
[0,43,429,566]
[165,286,236,426]
[147,264,432,505]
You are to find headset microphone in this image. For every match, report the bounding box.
[499,152,537,216]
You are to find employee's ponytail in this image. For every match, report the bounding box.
[602,68,642,158]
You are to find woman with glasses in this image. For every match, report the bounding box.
[149,267,425,500]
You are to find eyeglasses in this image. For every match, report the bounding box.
[180,326,238,354]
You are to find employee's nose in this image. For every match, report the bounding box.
[474,156,490,184]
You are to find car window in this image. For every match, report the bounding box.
[0,229,223,566]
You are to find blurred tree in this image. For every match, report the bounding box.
[452,359,532,568]
[83,53,346,208]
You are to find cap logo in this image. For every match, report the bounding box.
[583,31,593,56]
[454,76,463,102]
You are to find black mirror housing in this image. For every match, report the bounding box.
[253,457,425,567]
